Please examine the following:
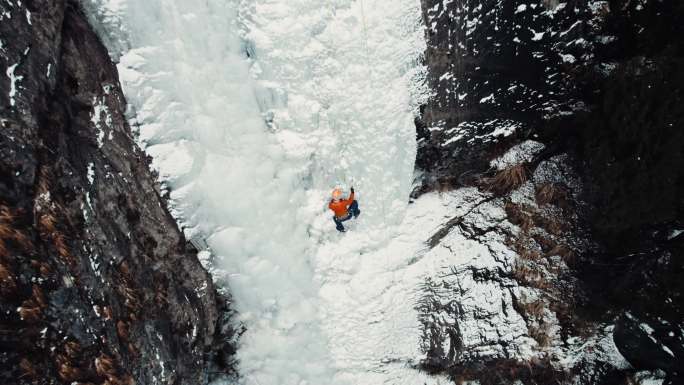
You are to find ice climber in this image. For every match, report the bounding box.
[328,187,360,232]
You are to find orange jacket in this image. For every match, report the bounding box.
[328,191,355,218]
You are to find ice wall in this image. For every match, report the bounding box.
[91,0,428,384]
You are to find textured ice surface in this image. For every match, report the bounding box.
[93,0,438,384]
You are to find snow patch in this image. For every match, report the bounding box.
[530,28,544,41]
[90,96,112,148]
[479,93,494,103]
[87,163,95,185]
[6,63,23,107]
[560,53,576,63]
[490,140,545,170]
[633,370,666,385]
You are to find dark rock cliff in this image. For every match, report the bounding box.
[416,0,683,383]
[1,1,234,383]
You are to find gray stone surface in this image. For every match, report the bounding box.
[0,1,233,384]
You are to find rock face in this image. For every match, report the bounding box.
[415,0,683,383]
[416,0,683,194]
[0,1,233,384]
[414,147,633,384]
[414,0,590,192]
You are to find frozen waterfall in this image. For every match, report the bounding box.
[88,0,449,384]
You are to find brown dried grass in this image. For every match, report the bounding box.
[535,183,557,206]
[0,263,17,296]
[506,197,570,239]
[19,358,37,379]
[65,341,81,358]
[104,375,134,385]
[36,167,51,195]
[529,322,553,348]
[155,287,168,305]
[435,176,459,192]
[123,287,140,312]
[546,244,575,264]
[95,354,116,378]
[95,353,133,385]
[536,214,568,236]
[32,285,47,308]
[119,261,131,278]
[57,363,82,382]
[512,262,553,291]
[536,182,572,211]
[509,237,542,261]
[0,225,13,240]
[530,234,555,254]
[53,233,71,260]
[13,231,31,251]
[435,356,569,385]
[0,234,31,257]
[0,205,13,221]
[481,164,528,195]
[37,210,75,266]
[33,171,74,265]
[38,213,56,234]
[116,320,129,341]
[127,342,138,357]
[39,262,51,277]
[118,263,141,313]
[0,229,32,253]
[18,305,42,322]
[118,261,140,313]
[0,205,32,256]
[505,202,535,233]
[103,306,113,320]
[520,248,541,261]
[30,259,52,278]
[519,299,546,322]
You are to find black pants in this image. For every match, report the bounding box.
[333,200,360,231]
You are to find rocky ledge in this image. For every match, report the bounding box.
[414,0,683,384]
[1,1,235,384]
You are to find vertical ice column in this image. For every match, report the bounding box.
[92,0,428,383]
[105,0,339,384]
